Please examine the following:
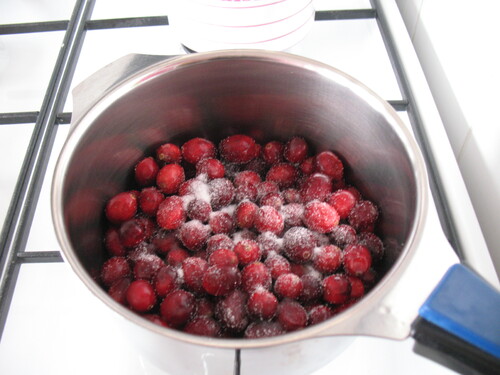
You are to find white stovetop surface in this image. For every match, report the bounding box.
[0,1,485,374]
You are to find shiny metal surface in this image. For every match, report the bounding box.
[52,50,429,354]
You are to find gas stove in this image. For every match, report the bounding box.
[0,1,497,374]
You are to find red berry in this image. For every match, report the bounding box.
[348,200,378,232]
[187,199,212,222]
[256,232,283,256]
[299,156,315,175]
[126,280,156,312]
[119,218,148,247]
[233,239,262,266]
[209,211,234,234]
[245,321,285,338]
[182,257,209,293]
[151,232,183,255]
[235,183,258,202]
[196,298,216,317]
[202,265,241,296]
[208,178,235,210]
[308,304,333,325]
[262,141,284,164]
[315,151,344,181]
[101,256,130,286]
[235,201,259,229]
[281,203,304,227]
[343,244,372,276]
[139,187,164,216]
[105,191,137,223]
[303,201,339,233]
[133,253,164,280]
[135,157,160,186]
[274,273,303,299]
[241,262,272,293]
[177,220,211,251]
[300,274,322,302]
[266,163,298,189]
[184,316,221,337]
[208,248,239,268]
[282,188,301,203]
[156,163,185,194]
[264,253,291,280]
[156,195,186,230]
[143,313,169,328]
[160,289,196,326]
[108,277,131,305]
[181,138,216,164]
[299,174,332,202]
[322,274,351,304]
[166,248,189,267]
[104,228,126,256]
[254,206,284,234]
[233,170,261,188]
[153,265,178,297]
[219,134,258,164]
[357,232,384,261]
[256,181,280,200]
[284,137,308,163]
[206,234,234,255]
[259,192,284,209]
[283,226,315,263]
[327,189,357,219]
[347,276,365,298]
[215,290,249,332]
[313,245,342,273]
[330,224,357,248]
[196,158,225,179]
[247,289,278,319]
[277,300,307,331]
[156,143,182,164]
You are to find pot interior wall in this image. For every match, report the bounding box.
[61,56,416,285]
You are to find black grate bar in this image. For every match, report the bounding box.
[86,16,169,30]
[388,99,409,111]
[0,0,95,341]
[0,20,69,35]
[233,349,241,375]
[315,9,376,21]
[17,251,63,264]
[0,112,39,125]
[56,112,72,124]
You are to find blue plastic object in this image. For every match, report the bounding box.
[419,264,500,359]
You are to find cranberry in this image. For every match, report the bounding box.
[274,273,303,299]
[266,163,298,189]
[299,174,333,202]
[233,170,261,188]
[156,163,185,194]
[284,137,308,163]
[156,195,186,230]
[348,276,365,298]
[206,234,234,255]
[108,277,131,304]
[282,226,315,263]
[166,248,189,267]
[139,187,164,216]
[202,265,241,296]
[312,245,342,274]
[126,280,156,312]
[300,273,322,302]
[104,228,126,256]
[357,232,384,261]
[256,181,280,200]
[290,263,308,277]
[208,178,235,209]
[196,298,216,317]
[215,290,249,332]
[327,189,357,219]
[330,224,357,248]
[277,300,307,331]
[315,151,344,181]
[182,257,209,293]
[209,211,234,234]
[233,239,262,266]
[280,203,304,227]
[260,192,284,209]
[254,206,284,234]
[143,313,169,328]
[244,321,285,338]
[348,200,379,231]
[235,183,258,202]
[160,289,196,326]
[177,220,211,251]
[303,201,340,233]
[247,289,278,319]
[241,262,272,293]
[181,138,216,164]
[299,156,315,175]
[187,199,212,223]
[133,253,164,280]
[283,188,301,204]
[105,191,137,223]
[256,232,283,257]
[322,274,351,304]
[308,304,333,325]
[343,244,372,276]
[219,134,258,164]
[135,157,160,186]
[151,231,180,254]
[184,316,221,337]
[208,248,239,268]
[264,253,291,280]
[156,142,182,164]
[234,201,258,229]
[153,265,178,297]
[119,218,147,247]
[196,158,225,179]
[262,141,284,164]
[345,186,362,201]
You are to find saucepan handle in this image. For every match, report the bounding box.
[411,264,500,375]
